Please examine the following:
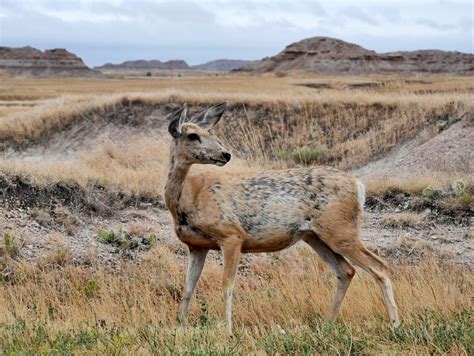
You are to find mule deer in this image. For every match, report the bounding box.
[164,103,400,335]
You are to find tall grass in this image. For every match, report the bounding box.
[0,244,472,354]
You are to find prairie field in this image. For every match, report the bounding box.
[0,74,473,354]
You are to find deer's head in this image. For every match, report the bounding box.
[167,102,231,166]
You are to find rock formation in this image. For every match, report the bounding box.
[191,59,255,71]
[0,46,102,77]
[96,59,189,71]
[235,37,474,75]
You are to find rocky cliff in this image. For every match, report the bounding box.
[0,46,102,77]
[236,37,474,75]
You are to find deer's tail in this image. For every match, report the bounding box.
[356,179,366,209]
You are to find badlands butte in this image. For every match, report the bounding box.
[0,36,473,77]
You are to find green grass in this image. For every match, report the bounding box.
[0,308,472,354]
[277,146,327,165]
[97,227,157,251]
[0,233,22,258]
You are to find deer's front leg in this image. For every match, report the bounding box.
[221,237,242,336]
[179,246,208,322]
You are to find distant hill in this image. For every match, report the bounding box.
[191,59,256,71]
[235,37,474,75]
[96,59,189,70]
[0,46,102,77]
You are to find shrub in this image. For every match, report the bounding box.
[98,227,157,251]
[0,233,22,258]
[436,120,448,131]
[83,279,100,299]
[277,146,326,165]
[422,186,439,199]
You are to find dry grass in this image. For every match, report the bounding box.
[1,75,472,102]
[382,212,425,228]
[0,242,472,353]
[365,173,474,197]
[0,137,256,199]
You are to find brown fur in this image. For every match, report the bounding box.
[164,103,400,335]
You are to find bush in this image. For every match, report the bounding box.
[98,226,157,251]
[0,233,22,258]
[422,186,439,199]
[277,146,326,165]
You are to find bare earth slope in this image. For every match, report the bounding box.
[0,46,102,77]
[237,37,474,75]
[354,115,473,178]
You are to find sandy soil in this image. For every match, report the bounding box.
[354,114,473,179]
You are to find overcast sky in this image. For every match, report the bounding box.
[0,0,472,67]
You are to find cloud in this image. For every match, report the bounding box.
[414,17,457,31]
[0,0,472,66]
[340,6,378,26]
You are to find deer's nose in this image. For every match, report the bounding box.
[222,152,231,162]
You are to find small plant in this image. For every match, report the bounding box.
[455,191,472,208]
[98,226,157,252]
[31,207,53,226]
[0,233,22,258]
[83,279,100,299]
[452,180,466,196]
[38,246,72,269]
[145,72,152,77]
[277,146,326,165]
[53,205,80,235]
[98,230,116,244]
[436,120,448,132]
[422,186,438,199]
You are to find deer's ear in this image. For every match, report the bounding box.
[190,101,228,131]
[168,104,188,138]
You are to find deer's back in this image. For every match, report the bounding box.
[178,166,361,251]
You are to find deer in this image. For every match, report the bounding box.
[164,102,400,336]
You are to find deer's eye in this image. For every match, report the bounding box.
[187,133,200,142]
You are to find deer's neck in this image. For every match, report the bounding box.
[164,151,191,221]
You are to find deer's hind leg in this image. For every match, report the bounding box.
[316,228,400,327]
[341,244,400,326]
[302,232,355,321]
